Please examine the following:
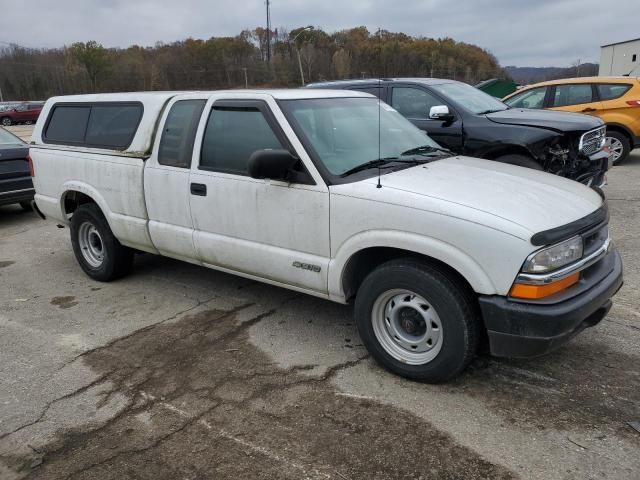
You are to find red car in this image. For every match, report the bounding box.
[0,102,44,126]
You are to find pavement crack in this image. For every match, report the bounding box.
[0,371,114,441]
[605,318,640,331]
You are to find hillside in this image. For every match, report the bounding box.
[504,63,599,85]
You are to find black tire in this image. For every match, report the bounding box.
[19,201,33,212]
[0,117,11,127]
[70,203,133,281]
[494,153,543,170]
[354,259,480,383]
[606,131,630,165]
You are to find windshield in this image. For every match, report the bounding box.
[431,82,508,115]
[280,97,441,176]
[0,127,24,145]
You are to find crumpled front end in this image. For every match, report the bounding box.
[541,126,609,188]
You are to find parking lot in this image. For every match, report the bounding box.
[0,125,638,479]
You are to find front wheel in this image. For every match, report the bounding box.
[605,131,630,165]
[70,204,133,281]
[0,117,11,127]
[354,259,480,383]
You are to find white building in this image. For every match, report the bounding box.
[600,38,640,76]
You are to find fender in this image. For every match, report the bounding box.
[60,180,113,226]
[328,230,498,302]
[604,121,634,141]
[60,180,158,253]
[463,123,558,162]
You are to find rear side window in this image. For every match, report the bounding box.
[200,106,285,175]
[597,83,632,101]
[551,84,593,107]
[45,106,91,143]
[44,103,143,149]
[158,100,206,168]
[85,105,144,148]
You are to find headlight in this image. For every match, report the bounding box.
[523,236,583,273]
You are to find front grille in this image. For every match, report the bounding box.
[579,126,606,156]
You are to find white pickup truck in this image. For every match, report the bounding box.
[30,90,623,382]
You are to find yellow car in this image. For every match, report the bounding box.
[503,76,640,164]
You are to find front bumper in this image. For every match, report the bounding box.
[479,248,623,358]
[575,149,610,188]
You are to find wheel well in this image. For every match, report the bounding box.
[605,124,633,143]
[341,247,476,303]
[63,191,97,218]
[482,145,536,161]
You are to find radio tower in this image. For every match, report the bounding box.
[266,0,271,62]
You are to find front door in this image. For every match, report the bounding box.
[189,98,330,295]
[389,85,464,151]
[144,96,207,261]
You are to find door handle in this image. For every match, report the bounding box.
[190,183,207,196]
[581,108,597,113]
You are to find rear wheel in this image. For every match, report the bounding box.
[70,204,133,281]
[605,131,630,165]
[0,117,11,127]
[354,259,480,383]
[494,153,543,170]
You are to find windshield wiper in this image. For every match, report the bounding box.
[400,145,453,157]
[340,157,428,177]
[476,108,508,115]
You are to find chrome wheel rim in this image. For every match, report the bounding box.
[372,289,443,365]
[1,118,10,126]
[605,136,624,163]
[78,221,104,268]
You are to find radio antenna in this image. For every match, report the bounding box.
[377,27,382,189]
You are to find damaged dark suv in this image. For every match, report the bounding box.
[307,78,610,187]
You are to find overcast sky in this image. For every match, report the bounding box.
[2,0,639,67]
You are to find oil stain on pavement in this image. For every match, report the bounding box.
[1,305,514,480]
[50,297,78,310]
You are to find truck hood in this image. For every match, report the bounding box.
[486,108,603,133]
[356,156,603,239]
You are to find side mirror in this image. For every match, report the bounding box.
[248,149,298,181]
[429,105,453,120]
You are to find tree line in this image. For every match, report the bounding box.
[0,26,505,101]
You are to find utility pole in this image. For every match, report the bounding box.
[292,26,313,86]
[243,67,248,88]
[266,0,271,62]
[0,86,4,103]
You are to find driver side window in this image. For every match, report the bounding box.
[391,87,443,119]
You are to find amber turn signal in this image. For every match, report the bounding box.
[510,272,580,300]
